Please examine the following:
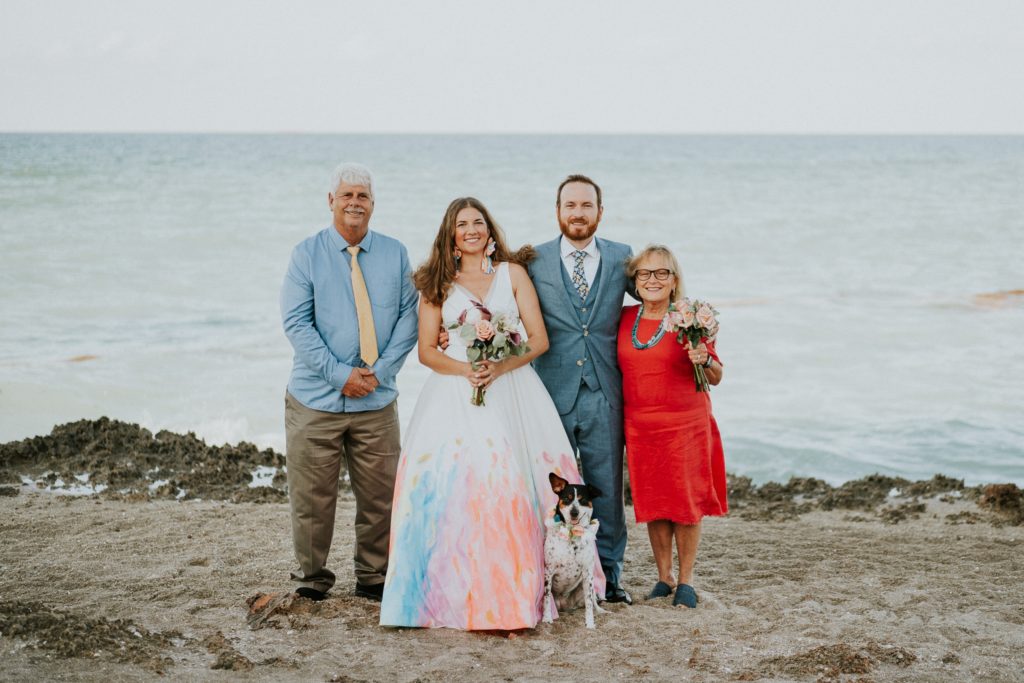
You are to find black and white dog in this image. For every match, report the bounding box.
[542,472,604,629]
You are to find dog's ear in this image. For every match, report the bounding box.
[549,472,568,493]
[586,483,603,499]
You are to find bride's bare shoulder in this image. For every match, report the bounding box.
[506,261,529,282]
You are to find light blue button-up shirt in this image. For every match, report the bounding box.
[281,226,419,413]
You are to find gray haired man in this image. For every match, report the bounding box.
[280,162,418,601]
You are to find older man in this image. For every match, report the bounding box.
[280,162,418,601]
[527,174,635,604]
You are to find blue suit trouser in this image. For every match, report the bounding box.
[558,384,627,585]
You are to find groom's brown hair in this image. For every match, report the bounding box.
[556,174,603,208]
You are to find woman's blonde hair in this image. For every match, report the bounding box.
[625,244,685,303]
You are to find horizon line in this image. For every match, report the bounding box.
[3,130,1024,137]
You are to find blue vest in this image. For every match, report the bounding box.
[528,237,634,415]
[558,256,604,392]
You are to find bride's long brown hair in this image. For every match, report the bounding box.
[413,197,534,306]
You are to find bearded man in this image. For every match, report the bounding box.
[527,174,636,605]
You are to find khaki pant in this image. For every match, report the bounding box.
[284,392,400,591]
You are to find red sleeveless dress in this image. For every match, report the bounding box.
[616,305,728,524]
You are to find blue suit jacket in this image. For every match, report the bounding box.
[528,237,633,415]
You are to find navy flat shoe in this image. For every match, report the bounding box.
[673,583,698,608]
[646,581,673,599]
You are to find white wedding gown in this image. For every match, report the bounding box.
[379,263,604,629]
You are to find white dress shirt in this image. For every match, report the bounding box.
[559,235,601,290]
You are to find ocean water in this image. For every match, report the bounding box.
[1,133,1022,486]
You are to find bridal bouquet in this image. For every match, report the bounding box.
[449,302,530,406]
[664,298,720,392]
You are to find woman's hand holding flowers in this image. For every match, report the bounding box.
[686,342,711,368]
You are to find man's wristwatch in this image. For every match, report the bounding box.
[702,355,714,369]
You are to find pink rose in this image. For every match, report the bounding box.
[475,320,495,341]
[696,304,716,331]
[679,307,696,328]
[665,311,685,330]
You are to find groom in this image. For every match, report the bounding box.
[528,174,635,604]
[280,162,418,602]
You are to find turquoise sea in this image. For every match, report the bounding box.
[1,133,1022,485]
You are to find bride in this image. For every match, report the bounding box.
[379,197,603,630]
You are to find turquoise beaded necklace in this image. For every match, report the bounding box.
[631,304,667,350]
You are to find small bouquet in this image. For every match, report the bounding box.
[664,298,720,392]
[448,301,530,406]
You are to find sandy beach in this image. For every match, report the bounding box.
[2,420,1023,682]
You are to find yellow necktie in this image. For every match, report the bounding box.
[347,246,379,366]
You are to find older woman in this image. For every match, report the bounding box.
[616,245,726,608]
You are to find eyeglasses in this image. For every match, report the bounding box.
[634,269,674,281]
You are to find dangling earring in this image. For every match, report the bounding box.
[482,238,496,275]
[453,246,462,278]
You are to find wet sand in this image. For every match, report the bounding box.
[2,421,1023,682]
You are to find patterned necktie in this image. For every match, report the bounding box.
[347,246,379,366]
[571,250,589,300]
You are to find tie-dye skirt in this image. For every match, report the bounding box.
[380,364,602,630]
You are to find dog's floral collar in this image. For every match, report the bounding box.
[546,514,599,540]
[560,525,586,539]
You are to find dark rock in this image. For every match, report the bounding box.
[878,501,927,525]
[945,510,984,525]
[978,483,1024,525]
[904,474,965,497]
[819,474,910,511]
[723,472,998,525]
[0,418,296,503]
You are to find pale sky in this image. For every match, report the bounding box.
[3,0,1023,133]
